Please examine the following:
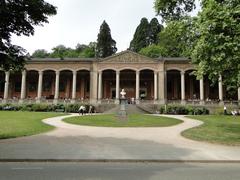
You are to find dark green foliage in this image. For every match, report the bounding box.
[0,0,57,70]
[32,49,49,58]
[154,0,196,21]
[0,103,95,113]
[130,17,163,52]
[129,18,149,52]
[139,44,167,58]
[157,105,209,115]
[149,18,163,45]
[96,21,117,58]
[31,42,96,59]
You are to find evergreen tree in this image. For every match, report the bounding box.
[96,21,117,58]
[149,18,163,45]
[129,18,149,52]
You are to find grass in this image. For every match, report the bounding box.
[182,115,240,145]
[0,111,65,139]
[63,114,182,127]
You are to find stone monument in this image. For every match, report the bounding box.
[118,89,127,118]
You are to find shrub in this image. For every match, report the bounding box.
[159,105,209,115]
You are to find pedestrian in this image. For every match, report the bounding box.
[88,105,93,115]
[224,106,227,115]
[78,105,85,115]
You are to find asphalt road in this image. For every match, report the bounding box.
[1,162,240,180]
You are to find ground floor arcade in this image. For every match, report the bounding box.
[0,68,239,105]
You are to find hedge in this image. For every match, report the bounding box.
[158,105,209,115]
[0,103,95,113]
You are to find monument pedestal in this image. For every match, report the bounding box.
[118,98,127,118]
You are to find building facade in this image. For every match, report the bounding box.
[0,50,240,105]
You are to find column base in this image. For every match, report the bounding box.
[90,99,97,105]
[135,99,140,104]
[71,99,76,104]
[219,101,224,106]
[200,100,205,105]
[2,99,8,104]
[159,99,167,105]
[53,99,58,104]
[97,99,102,104]
[115,99,120,104]
[19,99,25,104]
[181,100,186,105]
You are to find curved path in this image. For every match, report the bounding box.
[1,113,240,160]
[42,114,240,160]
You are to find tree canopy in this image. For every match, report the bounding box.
[129,17,163,52]
[31,42,96,59]
[96,21,117,58]
[153,0,240,88]
[0,0,57,71]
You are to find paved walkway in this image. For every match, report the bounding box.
[0,114,240,160]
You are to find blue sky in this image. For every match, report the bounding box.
[11,0,200,54]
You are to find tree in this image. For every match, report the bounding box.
[0,0,57,71]
[96,21,117,58]
[192,0,240,87]
[158,17,197,57]
[129,17,163,52]
[149,18,163,45]
[129,18,150,52]
[154,0,196,21]
[139,44,167,58]
[32,49,49,58]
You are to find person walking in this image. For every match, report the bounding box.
[78,105,85,115]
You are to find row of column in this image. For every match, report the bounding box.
[97,70,166,102]
[2,70,79,103]
[2,70,240,103]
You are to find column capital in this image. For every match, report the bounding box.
[38,70,43,75]
[72,70,77,75]
[136,70,140,75]
[180,71,185,75]
[5,71,10,76]
[22,70,27,75]
[116,70,120,75]
[55,70,60,75]
[98,71,102,75]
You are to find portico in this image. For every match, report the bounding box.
[0,50,239,105]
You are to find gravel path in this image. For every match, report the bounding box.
[0,113,240,160]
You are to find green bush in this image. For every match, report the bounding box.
[158,105,209,115]
[0,103,95,113]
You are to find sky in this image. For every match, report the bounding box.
[11,0,201,55]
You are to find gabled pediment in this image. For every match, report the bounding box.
[100,50,157,63]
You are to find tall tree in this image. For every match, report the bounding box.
[129,18,150,52]
[96,21,117,58]
[154,0,196,21]
[149,18,163,45]
[192,0,240,88]
[0,0,57,70]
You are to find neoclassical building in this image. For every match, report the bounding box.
[0,50,239,105]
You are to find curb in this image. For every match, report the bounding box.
[1,159,240,163]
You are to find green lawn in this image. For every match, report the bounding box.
[182,115,240,145]
[63,114,182,127]
[0,111,65,139]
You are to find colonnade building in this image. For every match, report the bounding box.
[0,50,239,105]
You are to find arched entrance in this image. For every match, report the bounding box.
[59,70,73,99]
[42,70,55,100]
[120,69,136,100]
[0,71,5,99]
[76,70,90,100]
[167,70,181,100]
[26,70,38,99]
[185,70,200,100]
[102,70,116,99]
[140,69,154,100]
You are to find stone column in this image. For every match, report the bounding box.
[20,70,27,102]
[136,71,140,102]
[37,71,43,102]
[154,71,158,100]
[181,71,185,103]
[238,87,240,102]
[158,71,166,104]
[54,71,60,103]
[90,70,98,104]
[218,75,223,102]
[200,78,204,104]
[98,71,102,101]
[115,71,120,103]
[71,71,77,102]
[3,71,10,102]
